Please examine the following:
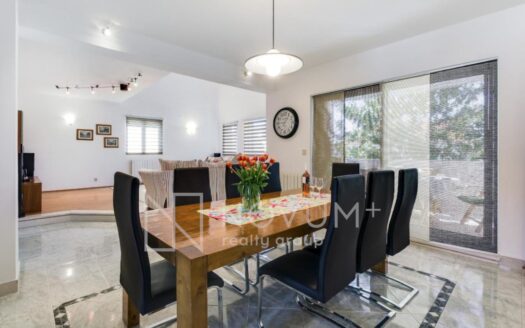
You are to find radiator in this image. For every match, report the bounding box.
[281,172,302,191]
[130,159,161,181]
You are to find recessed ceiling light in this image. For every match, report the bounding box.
[102,27,112,37]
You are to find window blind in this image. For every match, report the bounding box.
[126,117,163,155]
[428,61,497,252]
[243,118,267,155]
[222,122,238,155]
[312,60,497,253]
[312,92,345,181]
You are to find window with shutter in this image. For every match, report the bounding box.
[222,122,238,156]
[126,117,163,155]
[243,118,267,155]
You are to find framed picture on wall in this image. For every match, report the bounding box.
[104,137,119,148]
[96,124,112,135]
[76,129,94,141]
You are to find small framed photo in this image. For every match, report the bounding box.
[76,129,94,141]
[104,137,119,148]
[96,124,112,135]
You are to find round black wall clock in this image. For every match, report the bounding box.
[273,107,299,139]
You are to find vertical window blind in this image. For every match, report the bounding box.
[243,118,267,155]
[313,60,497,253]
[126,117,163,155]
[222,122,238,155]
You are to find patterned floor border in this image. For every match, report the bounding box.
[52,263,455,328]
[389,261,456,328]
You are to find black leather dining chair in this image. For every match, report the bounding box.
[173,167,212,206]
[378,168,420,309]
[262,162,282,194]
[332,162,360,177]
[225,164,241,199]
[225,162,282,198]
[349,170,400,310]
[330,162,360,190]
[356,170,395,274]
[256,175,387,327]
[113,172,224,326]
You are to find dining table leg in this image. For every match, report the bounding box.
[122,290,140,327]
[176,250,209,328]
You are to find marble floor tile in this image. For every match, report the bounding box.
[0,220,523,328]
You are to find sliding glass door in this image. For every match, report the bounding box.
[382,76,431,242]
[344,85,382,170]
[312,60,497,253]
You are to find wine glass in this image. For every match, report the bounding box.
[315,177,324,197]
[311,177,319,198]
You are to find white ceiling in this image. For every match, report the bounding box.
[18,0,525,90]
[18,38,168,102]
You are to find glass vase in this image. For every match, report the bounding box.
[241,187,261,213]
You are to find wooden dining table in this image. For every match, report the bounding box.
[127,189,386,328]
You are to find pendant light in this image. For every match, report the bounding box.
[244,0,303,77]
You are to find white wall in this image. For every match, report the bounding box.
[217,85,266,155]
[218,86,266,124]
[0,0,18,289]
[267,5,525,261]
[20,70,266,191]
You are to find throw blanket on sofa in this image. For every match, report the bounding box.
[203,162,226,201]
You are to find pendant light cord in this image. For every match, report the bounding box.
[272,0,275,49]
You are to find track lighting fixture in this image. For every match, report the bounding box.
[55,73,142,95]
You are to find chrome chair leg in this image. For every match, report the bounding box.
[250,252,262,287]
[254,240,294,286]
[216,287,224,328]
[257,275,265,328]
[258,253,273,264]
[258,275,388,328]
[350,271,419,310]
[223,257,251,295]
[285,238,294,253]
[296,295,361,328]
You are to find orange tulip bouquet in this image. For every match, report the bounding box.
[226,154,276,213]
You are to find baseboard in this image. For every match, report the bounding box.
[0,280,18,297]
[19,212,114,228]
[43,186,113,193]
[412,238,525,269]
[412,238,501,262]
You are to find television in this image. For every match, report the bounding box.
[23,152,34,180]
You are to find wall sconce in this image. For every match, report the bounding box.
[63,113,76,126]
[186,121,197,135]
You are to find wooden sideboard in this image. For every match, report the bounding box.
[22,177,42,214]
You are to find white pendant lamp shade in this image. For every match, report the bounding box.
[244,0,303,77]
[245,49,303,77]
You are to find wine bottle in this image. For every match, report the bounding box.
[302,169,310,197]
